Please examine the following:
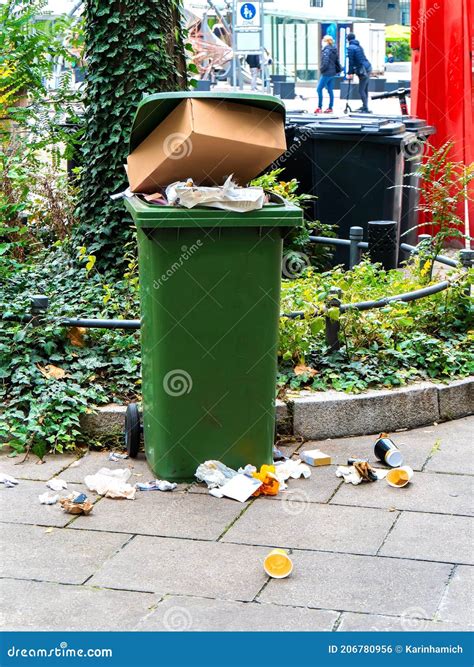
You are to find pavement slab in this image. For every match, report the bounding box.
[89,535,269,600]
[0,579,158,631]
[337,612,469,632]
[134,595,339,631]
[0,451,76,481]
[71,491,246,541]
[436,566,474,627]
[264,465,343,504]
[222,500,397,555]
[258,550,452,617]
[0,479,96,528]
[0,523,131,584]
[423,417,474,475]
[379,512,474,564]
[330,471,473,517]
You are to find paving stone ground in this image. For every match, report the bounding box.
[1,416,472,631]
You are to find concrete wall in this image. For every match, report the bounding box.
[367,0,401,24]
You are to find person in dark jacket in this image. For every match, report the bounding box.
[315,35,341,113]
[346,32,372,113]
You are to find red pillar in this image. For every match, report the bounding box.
[411,0,474,242]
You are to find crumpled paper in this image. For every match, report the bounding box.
[38,492,59,505]
[0,473,19,488]
[273,459,311,490]
[166,176,265,213]
[136,479,177,492]
[46,478,68,491]
[195,460,237,489]
[107,452,129,462]
[84,468,136,500]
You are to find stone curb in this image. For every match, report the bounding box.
[80,378,473,441]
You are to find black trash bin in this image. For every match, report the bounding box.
[349,113,435,248]
[282,114,411,266]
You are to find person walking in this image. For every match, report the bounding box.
[346,32,372,113]
[246,53,260,91]
[315,35,341,113]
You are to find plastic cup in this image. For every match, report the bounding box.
[263,549,293,579]
[386,466,414,488]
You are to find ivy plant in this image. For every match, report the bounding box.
[75,0,187,268]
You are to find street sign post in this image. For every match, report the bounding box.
[231,0,267,91]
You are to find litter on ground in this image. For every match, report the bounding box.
[38,492,59,505]
[0,473,19,487]
[46,478,68,491]
[135,480,177,492]
[107,452,129,462]
[84,468,136,500]
[59,493,93,515]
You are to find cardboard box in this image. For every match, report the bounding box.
[127,98,286,192]
[300,449,332,467]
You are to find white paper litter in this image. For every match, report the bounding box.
[166,176,265,213]
[195,460,238,489]
[0,472,19,487]
[274,459,311,482]
[38,492,59,505]
[238,464,257,477]
[46,478,68,491]
[84,468,136,500]
[208,474,262,503]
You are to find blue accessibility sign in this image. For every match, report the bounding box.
[240,2,257,20]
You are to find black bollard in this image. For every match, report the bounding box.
[368,220,399,270]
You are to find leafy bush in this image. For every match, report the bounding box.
[386,39,411,62]
[0,244,141,456]
[278,260,473,394]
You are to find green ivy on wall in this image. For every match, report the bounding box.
[75,0,187,267]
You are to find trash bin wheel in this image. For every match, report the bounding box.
[125,403,141,458]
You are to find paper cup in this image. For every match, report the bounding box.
[374,435,404,468]
[386,466,414,488]
[263,549,293,579]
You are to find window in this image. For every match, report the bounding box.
[348,0,367,18]
[387,3,396,8]
[310,0,324,7]
[400,0,410,25]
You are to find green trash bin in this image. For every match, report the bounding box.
[123,93,303,482]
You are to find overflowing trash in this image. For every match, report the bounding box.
[38,492,59,505]
[59,493,94,515]
[263,549,293,579]
[84,468,136,500]
[166,176,265,213]
[0,473,19,488]
[46,478,68,491]
[300,449,331,467]
[107,452,129,463]
[136,480,177,492]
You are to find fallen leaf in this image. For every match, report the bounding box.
[37,364,66,380]
[68,326,86,347]
[294,364,317,377]
[44,527,54,533]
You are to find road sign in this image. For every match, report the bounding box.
[236,1,261,27]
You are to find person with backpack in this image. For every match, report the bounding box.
[315,35,342,114]
[346,32,372,113]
